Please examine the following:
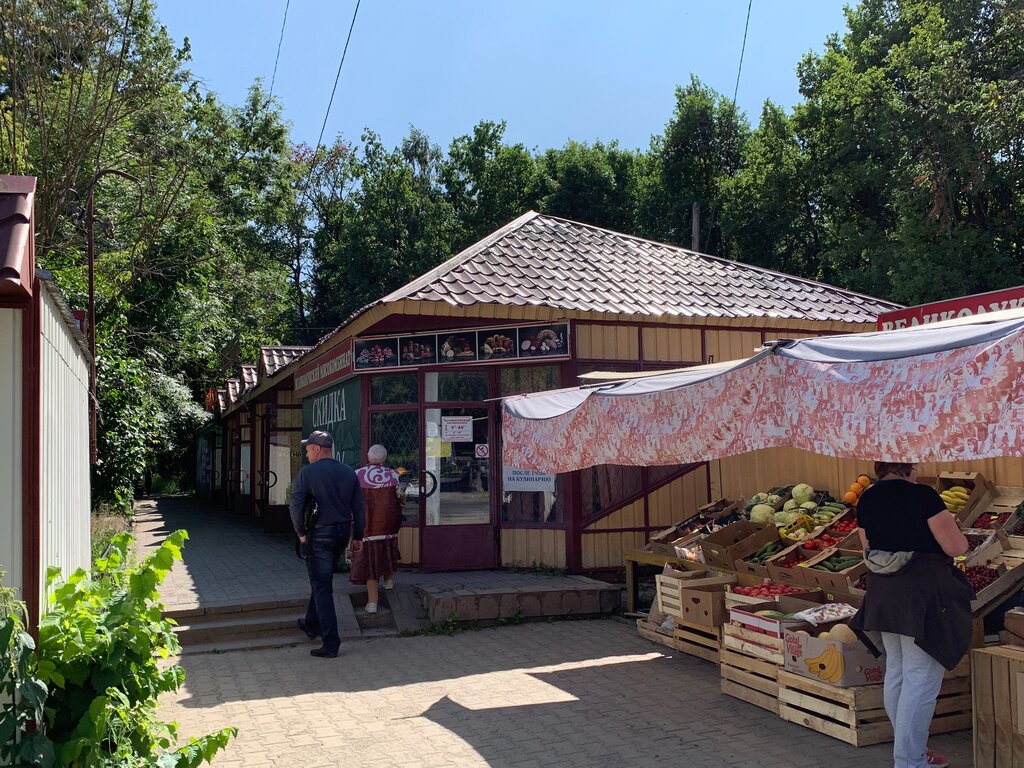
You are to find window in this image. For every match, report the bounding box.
[502,474,565,524]
[500,365,560,396]
[370,411,420,525]
[371,373,418,405]
[425,371,488,402]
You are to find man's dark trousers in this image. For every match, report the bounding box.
[303,523,350,654]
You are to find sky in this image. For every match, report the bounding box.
[156,0,851,155]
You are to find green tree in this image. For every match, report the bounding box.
[794,0,1024,303]
[441,120,538,245]
[533,140,640,233]
[637,76,750,254]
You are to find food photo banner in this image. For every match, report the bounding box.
[353,323,569,371]
[502,316,1024,472]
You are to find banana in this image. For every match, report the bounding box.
[804,643,846,684]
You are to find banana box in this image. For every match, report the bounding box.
[783,622,885,687]
[937,472,997,524]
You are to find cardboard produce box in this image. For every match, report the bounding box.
[938,471,998,525]
[699,520,778,570]
[764,542,819,587]
[656,571,735,619]
[647,514,703,556]
[676,582,731,627]
[803,549,867,594]
[783,622,885,687]
[728,594,826,639]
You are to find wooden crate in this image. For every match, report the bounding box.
[720,647,780,715]
[673,619,721,664]
[722,622,785,665]
[778,667,972,747]
[635,618,676,650]
[973,645,1024,768]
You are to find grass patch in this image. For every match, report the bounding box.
[91,507,132,568]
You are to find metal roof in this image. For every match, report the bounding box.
[379,211,901,323]
[260,345,310,378]
[240,364,257,392]
[0,175,36,300]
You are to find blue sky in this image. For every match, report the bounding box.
[156,1,851,154]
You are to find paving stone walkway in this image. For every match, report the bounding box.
[159,618,973,768]
[144,497,973,766]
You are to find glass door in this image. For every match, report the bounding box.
[420,404,497,570]
[260,404,303,533]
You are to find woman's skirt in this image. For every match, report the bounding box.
[350,537,400,584]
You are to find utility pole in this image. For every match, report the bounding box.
[84,169,140,463]
[691,202,701,252]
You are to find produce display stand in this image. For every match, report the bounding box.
[777,659,972,747]
[673,620,722,664]
[971,645,1024,768]
[720,646,781,715]
[623,547,760,613]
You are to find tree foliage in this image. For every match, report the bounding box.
[2,0,1022,506]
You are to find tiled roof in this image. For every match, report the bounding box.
[380,212,902,323]
[241,364,257,392]
[260,345,310,378]
[216,389,227,412]
[226,379,241,403]
[0,175,36,299]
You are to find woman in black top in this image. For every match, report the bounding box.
[852,462,971,768]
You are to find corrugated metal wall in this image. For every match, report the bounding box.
[0,308,23,598]
[38,287,90,595]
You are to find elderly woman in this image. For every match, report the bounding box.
[350,444,402,614]
[851,462,972,768]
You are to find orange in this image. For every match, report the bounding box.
[849,483,863,495]
[843,490,860,504]
[857,475,872,488]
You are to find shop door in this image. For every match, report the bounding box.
[258,404,304,533]
[420,406,497,570]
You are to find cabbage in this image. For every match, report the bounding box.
[774,510,797,527]
[783,499,799,512]
[800,501,819,511]
[750,504,775,524]
[792,483,815,504]
[766,494,783,506]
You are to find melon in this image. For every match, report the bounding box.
[828,624,858,644]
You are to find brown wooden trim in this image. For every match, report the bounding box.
[22,283,41,632]
[582,526,663,534]
[500,520,570,530]
[580,461,706,528]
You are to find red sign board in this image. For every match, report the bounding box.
[293,338,354,397]
[877,285,1024,330]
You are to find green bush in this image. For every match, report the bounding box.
[0,532,236,766]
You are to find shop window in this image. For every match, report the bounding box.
[425,371,488,402]
[371,373,418,405]
[500,365,560,395]
[370,410,420,525]
[580,464,643,520]
[502,474,565,524]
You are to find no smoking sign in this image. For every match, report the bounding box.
[474,443,490,459]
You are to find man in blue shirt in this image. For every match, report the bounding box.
[290,430,365,658]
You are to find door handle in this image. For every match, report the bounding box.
[422,470,439,499]
[266,470,278,489]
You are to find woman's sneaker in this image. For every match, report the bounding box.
[926,749,949,767]
[382,578,394,589]
[365,602,378,614]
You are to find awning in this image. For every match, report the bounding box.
[501,310,1024,472]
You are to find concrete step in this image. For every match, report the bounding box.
[181,631,313,655]
[174,610,305,645]
[167,600,308,625]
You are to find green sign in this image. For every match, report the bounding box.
[302,377,361,466]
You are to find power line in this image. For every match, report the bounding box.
[315,0,361,153]
[733,0,753,105]
[269,0,291,97]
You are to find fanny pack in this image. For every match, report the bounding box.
[864,548,914,574]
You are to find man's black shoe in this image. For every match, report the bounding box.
[297,619,319,639]
[310,646,338,658]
